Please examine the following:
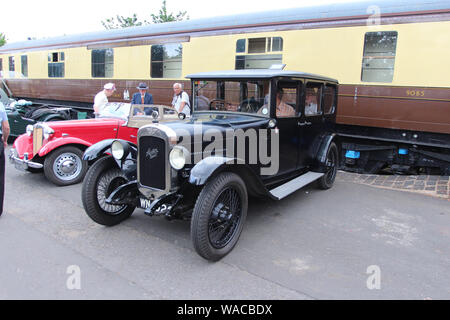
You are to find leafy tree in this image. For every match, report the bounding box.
[0,33,6,47]
[101,1,189,29]
[102,14,144,30]
[150,0,189,24]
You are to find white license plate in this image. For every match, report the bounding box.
[139,198,173,214]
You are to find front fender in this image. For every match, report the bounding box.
[189,156,236,186]
[38,137,91,157]
[83,139,137,181]
[83,139,116,161]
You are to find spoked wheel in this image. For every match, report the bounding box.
[82,156,135,226]
[318,142,339,190]
[191,172,248,261]
[44,146,88,186]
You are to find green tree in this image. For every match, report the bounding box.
[150,0,189,24]
[101,1,189,29]
[0,33,6,47]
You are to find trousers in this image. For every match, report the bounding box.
[0,138,5,216]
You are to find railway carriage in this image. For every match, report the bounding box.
[0,0,449,174]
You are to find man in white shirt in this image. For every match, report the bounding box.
[171,83,190,116]
[93,83,116,117]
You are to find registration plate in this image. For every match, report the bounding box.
[139,198,173,214]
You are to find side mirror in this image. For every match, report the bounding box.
[178,113,186,120]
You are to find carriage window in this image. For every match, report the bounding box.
[323,85,336,115]
[235,37,283,70]
[361,31,398,83]
[151,43,182,78]
[92,49,114,78]
[21,55,28,77]
[305,83,322,117]
[48,52,65,78]
[8,56,15,78]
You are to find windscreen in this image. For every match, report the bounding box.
[193,80,270,116]
[99,103,131,120]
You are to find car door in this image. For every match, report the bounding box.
[298,81,325,167]
[271,79,302,178]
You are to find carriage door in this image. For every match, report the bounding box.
[299,81,325,167]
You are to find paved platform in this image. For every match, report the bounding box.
[338,172,450,200]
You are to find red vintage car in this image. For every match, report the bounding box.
[9,103,179,186]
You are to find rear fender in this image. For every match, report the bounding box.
[313,133,339,171]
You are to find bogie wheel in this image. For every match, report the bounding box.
[43,146,88,186]
[318,142,339,190]
[191,172,248,261]
[82,156,135,226]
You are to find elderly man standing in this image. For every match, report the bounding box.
[93,83,116,117]
[132,82,153,105]
[0,101,10,217]
[171,83,190,116]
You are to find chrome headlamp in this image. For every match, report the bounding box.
[26,125,34,137]
[43,126,54,140]
[111,140,130,161]
[169,145,189,170]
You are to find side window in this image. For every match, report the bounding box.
[275,82,297,118]
[151,43,182,78]
[323,85,337,115]
[21,55,28,77]
[8,56,15,78]
[361,31,398,83]
[235,37,283,70]
[305,83,322,117]
[92,49,113,78]
[48,51,65,78]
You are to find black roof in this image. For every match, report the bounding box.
[186,70,338,83]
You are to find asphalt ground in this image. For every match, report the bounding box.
[1,146,449,300]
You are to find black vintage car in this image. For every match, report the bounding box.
[82,69,340,261]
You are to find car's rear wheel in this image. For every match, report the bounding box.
[191,172,248,261]
[318,142,339,190]
[82,156,135,226]
[44,146,87,186]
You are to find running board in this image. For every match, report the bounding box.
[269,172,324,200]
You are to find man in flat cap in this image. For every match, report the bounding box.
[132,83,153,105]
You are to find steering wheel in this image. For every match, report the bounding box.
[209,99,229,111]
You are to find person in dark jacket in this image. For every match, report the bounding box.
[132,83,154,115]
[132,83,153,105]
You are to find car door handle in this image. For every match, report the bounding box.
[298,121,312,126]
[130,135,137,139]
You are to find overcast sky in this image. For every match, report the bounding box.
[1,0,359,43]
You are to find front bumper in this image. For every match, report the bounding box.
[8,148,44,171]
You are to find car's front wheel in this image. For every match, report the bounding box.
[82,156,135,226]
[191,172,248,261]
[43,146,88,186]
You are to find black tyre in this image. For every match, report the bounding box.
[318,142,339,190]
[43,146,88,186]
[82,156,135,226]
[191,172,248,261]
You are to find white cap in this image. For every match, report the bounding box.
[104,83,116,90]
